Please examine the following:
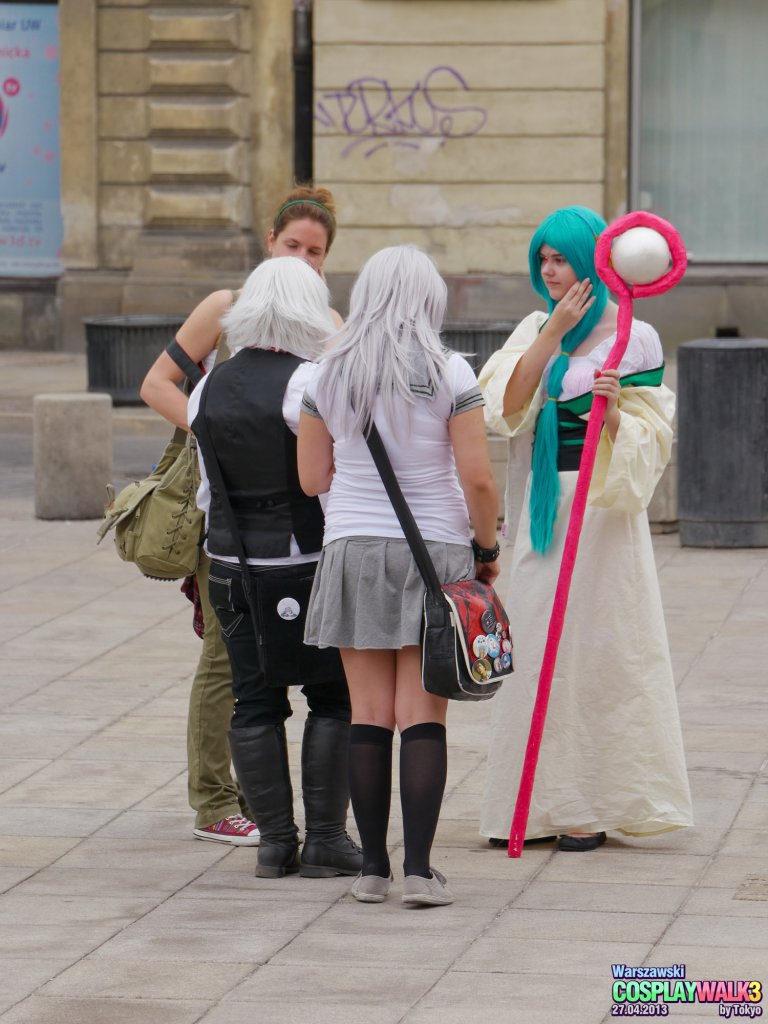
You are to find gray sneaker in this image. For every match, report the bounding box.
[402,867,454,906]
[350,872,393,903]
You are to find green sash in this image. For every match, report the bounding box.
[556,364,665,450]
[558,364,665,418]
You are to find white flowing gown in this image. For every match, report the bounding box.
[478,312,694,840]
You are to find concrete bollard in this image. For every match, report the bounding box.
[33,393,113,519]
[678,339,768,546]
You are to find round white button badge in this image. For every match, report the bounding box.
[277,598,300,620]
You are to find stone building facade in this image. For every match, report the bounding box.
[2,0,764,350]
[313,0,622,322]
[55,0,294,350]
[312,0,767,345]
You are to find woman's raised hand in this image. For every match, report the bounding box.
[502,279,595,418]
[547,279,595,337]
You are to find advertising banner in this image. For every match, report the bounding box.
[0,4,62,276]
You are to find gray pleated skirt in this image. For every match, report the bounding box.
[305,535,474,649]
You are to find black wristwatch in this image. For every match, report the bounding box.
[471,538,500,563]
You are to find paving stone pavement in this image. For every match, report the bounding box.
[0,351,766,1023]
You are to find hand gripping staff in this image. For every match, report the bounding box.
[506,211,688,857]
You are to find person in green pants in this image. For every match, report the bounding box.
[140,186,342,843]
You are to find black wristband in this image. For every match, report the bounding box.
[471,538,500,563]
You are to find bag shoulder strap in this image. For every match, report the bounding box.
[363,423,443,603]
[167,323,229,429]
[166,339,204,386]
[167,317,231,385]
[168,288,240,382]
[213,329,230,365]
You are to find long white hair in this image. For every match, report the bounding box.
[221,256,335,359]
[316,245,449,433]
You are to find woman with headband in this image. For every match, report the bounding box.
[478,206,693,853]
[140,187,342,848]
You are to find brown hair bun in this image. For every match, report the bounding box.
[272,186,337,251]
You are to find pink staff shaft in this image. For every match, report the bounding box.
[506,298,634,857]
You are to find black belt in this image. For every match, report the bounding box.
[557,445,583,472]
[556,404,588,472]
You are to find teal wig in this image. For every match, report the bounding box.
[528,206,608,554]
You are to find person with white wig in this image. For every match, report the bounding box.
[188,256,363,881]
[298,245,500,906]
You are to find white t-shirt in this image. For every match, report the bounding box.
[302,353,483,546]
[188,359,321,566]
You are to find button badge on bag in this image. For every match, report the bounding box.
[484,634,500,659]
[471,658,492,682]
[277,597,300,620]
[480,607,496,633]
[472,635,489,659]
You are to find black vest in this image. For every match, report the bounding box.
[191,348,324,559]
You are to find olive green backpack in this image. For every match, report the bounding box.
[97,428,204,580]
[96,329,231,580]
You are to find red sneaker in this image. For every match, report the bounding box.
[193,815,260,847]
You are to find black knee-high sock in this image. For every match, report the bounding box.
[349,724,393,877]
[400,722,447,878]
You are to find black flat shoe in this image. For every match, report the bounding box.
[488,836,556,849]
[558,831,607,852]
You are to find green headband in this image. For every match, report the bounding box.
[273,199,335,227]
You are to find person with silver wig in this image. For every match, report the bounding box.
[298,245,500,906]
[188,256,362,881]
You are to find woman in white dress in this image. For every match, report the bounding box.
[479,206,693,852]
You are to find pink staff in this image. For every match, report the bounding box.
[506,211,687,857]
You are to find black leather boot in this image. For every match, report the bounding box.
[300,717,363,878]
[228,724,299,878]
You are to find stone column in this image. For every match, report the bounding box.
[57,0,294,350]
[107,3,257,312]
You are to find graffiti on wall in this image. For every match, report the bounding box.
[315,65,487,158]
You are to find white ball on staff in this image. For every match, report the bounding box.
[611,227,672,285]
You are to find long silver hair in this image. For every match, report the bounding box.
[221,256,335,359]
[316,245,449,433]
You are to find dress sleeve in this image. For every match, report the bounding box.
[477,311,548,437]
[621,319,664,374]
[589,384,676,514]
